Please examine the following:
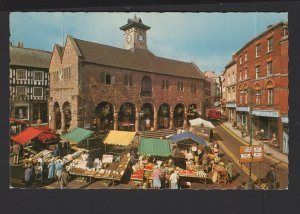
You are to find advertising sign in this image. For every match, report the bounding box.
[102,154,113,163]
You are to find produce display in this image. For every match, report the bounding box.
[130,169,144,180]
[144,163,154,171]
[178,169,207,178]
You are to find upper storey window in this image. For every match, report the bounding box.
[256,44,261,58]
[100,72,111,85]
[141,76,152,96]
[16,69,27,80]
[267,37,273,53]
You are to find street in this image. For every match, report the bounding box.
[212,121,288,189]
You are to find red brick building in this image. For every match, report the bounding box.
[48,16,205,133]
[235,22,288,153]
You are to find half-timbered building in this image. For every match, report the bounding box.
[9,42,51,123]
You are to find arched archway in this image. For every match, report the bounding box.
[174,103,185,128]
[187,104,197,124]
[158,103,170,129]
[141,76,152,97]
[94,102,114,131]
[53,102,61,130]
[62,102,71,131]
[140,103,154,130]
[118,102,136,131]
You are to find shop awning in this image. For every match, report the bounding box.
[104,130,136,146]
[35,125,52,132]
[138,138,171,157]
[170,131,207,145]
[11,127,44,145]
[10,118,29,125]
[61,128,94,143]
[189,118,215,128]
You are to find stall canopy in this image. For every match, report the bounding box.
[138,138,172,156]
[104,130,136,146]
[189,118,215,128]
[61,128,94,143]
[11,127,44,145]
[170,131,207,145]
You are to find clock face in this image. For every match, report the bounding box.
[137,33,144,43]
[126,35,132,43]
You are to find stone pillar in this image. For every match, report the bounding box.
[113,111,118,130]
[61,111,66,133]
[135,110,140,132]
[169,110,174,129]
[50,111,56,130]
[183,108,188,128]
[153,107,158,131]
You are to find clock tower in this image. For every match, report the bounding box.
[120,15,150,50]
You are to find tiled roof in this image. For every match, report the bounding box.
[10,46,51,69]
[72,37,205,80]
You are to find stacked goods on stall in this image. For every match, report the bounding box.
[113,155,130,180]
[32,150,53,165]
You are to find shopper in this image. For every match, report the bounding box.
[59,168,69,189]
[24,165,33,187]
[34,162,43,184]
[226,160,233,183]
[265,165,277,189]
[12,143,20,164]
[152,165,161,189]
[47,159,55,182]
[169,170,179,189]
[55,159,64,183]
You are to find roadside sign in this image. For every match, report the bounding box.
[240,145,263,163]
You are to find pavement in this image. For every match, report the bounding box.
[221,121,288,165]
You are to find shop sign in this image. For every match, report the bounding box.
[240,145,263,163]
[252,110,278,118]
[102,154,113,163]
[281,117,289,124]
[226,103,236,108]
[236,106,249,112]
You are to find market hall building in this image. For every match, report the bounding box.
[235,22,289,154]
[48,16,206,133]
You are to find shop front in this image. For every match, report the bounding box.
[226,103,236,125]
[281,116,289,154]
[251,110,279,148]
[236,106,249,129]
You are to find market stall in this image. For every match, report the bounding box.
[189,118,215,129]
[61,127,94,150]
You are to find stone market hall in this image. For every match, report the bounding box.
[48,16,206,133]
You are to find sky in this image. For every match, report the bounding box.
[10,12,288,74]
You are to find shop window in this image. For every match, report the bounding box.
[124,74,133,86]
[267,61,273,75]
[191,83,196,93]
[255,66,260,79]
[268,88,274,105]
[161,80,169,90]
[33,87,43,97]
[16,69,27,80]
[177,81,184,91]
[33,71,43,81]
[15,106,28,120]
[256,44,261,58]
[16,86,26,96]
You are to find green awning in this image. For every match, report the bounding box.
[61,128,94,143]
[138,138,172,157]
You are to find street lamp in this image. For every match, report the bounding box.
[241,88,256,189]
